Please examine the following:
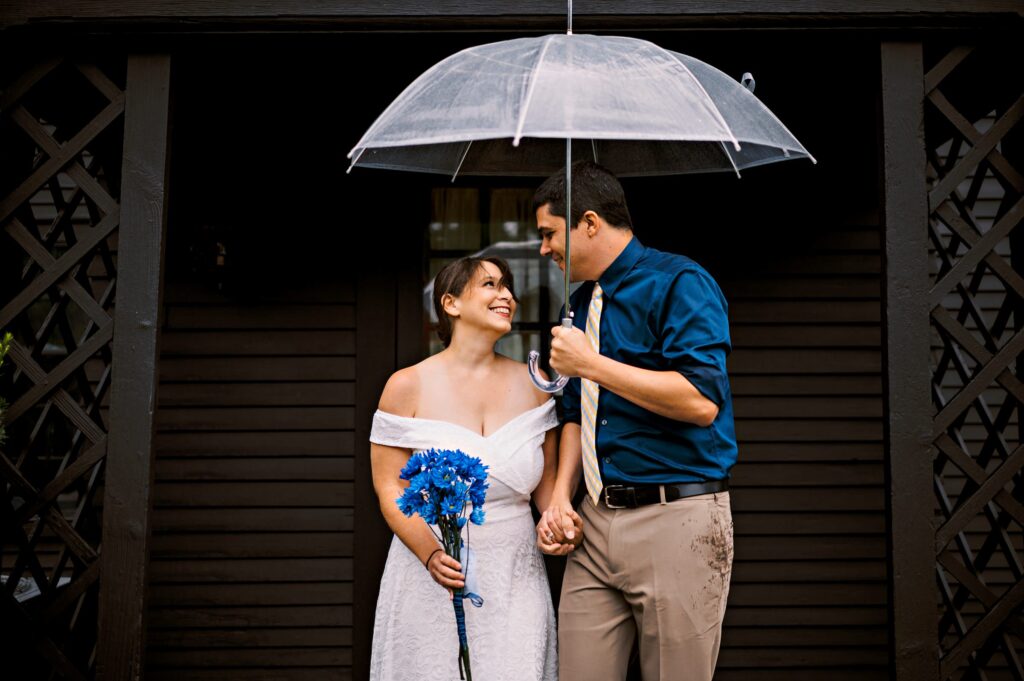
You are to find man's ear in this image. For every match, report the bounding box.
[441,292,460,318]
[581,210,602,237]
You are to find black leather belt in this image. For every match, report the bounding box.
[602,479,728,509]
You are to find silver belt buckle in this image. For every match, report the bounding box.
[603,485,628,509]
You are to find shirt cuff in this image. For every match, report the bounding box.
[676,364,729,407]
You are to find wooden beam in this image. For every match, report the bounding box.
[1,0,1022,20]
[879,41,938,681]
[353,184,400,681]
[96,53,172,681]
[352,178,429,678]
[1,1,1022,35]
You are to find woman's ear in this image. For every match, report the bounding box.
[441,292,460,319]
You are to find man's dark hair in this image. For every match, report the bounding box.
[532,160,633,231]
[433,256,518,348]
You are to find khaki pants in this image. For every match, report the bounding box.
[558,491,733,681]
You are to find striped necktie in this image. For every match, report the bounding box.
[581,281,604,506]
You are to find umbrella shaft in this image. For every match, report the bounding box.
[564,137,572,317]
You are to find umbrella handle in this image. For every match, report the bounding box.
[527,318,574,393]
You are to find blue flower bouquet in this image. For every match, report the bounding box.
[396,448,489,681]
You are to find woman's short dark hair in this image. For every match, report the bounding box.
[433,256,518,348]
[532,160,633,231]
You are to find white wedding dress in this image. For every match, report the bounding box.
[369,399,559,681]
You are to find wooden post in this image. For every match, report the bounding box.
[880,41,939,681]
[96,54,172,681]
[353,179,429,677]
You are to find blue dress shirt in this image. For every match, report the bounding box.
[561,237,737,484]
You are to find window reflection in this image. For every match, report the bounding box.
[423,187,579,366]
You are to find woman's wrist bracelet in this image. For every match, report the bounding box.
[424,548,443,569]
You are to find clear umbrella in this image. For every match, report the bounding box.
[349,12,815,392]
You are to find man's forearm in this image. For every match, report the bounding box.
[553,423,583,503]
[585,354,719,426]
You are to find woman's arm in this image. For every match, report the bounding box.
[371,367,464,596]
[531,429,559,513]
[536,423,584,555]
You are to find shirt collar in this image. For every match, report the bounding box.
[597,236,644,299]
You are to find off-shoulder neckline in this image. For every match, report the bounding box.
[375,399,555,440]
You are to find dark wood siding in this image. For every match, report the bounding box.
[145,279,355,680]
[719,224,887,680]
[619,35,888,678]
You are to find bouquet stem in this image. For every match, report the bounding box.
[452,594,473,681]
[443,520,472,681]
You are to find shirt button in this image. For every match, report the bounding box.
[601,419,608,426]
[603,457,611,463]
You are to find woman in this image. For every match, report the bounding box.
[369,256,580,681]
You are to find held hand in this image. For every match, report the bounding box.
[536,503,584,556]
[549,325,596,379]
[426,550,465,600]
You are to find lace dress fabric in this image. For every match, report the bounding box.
[369,400,559,681]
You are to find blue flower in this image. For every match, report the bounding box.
[394,448,489,528]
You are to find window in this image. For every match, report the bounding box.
[423,186,575,369]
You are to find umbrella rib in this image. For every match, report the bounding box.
[345,147,366,174]
[513,35,555,147]
[452,141,473,181]
[718,141,742,178]
[665,51,741,152]
[591,139,599,164]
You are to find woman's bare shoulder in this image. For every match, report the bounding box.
[378,365,422,417]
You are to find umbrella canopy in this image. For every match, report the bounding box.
[349,32,814,391]
[348,34,815,178]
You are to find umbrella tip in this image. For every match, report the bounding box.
[741,72,755,93]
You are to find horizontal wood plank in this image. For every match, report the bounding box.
[147,605,351,629]
[730,442,883,462]
[730,375,882,396]
[166,304,354,330]
[152,507,353,533]
[159,382,354,407]
[160,356,355,382]
[156,457,353,481]
[722,626,886,646]
[733,397,882,419]
[731,324,881,347]
[160,330,355,355]
[730,462,884,486]
[149,583,354,607]
[717,646,887,667]
[156,431,354,457]
[154,482,353,507]
[148,558,353,583]
[733,512,885,535]
[145,670,350,681]
[731,489,884,512]
[150,532,353,559]
[730,301,880,323]
[729,349,881,373]
[724,606,888,627]
[727,582,886,606]
[156,406,353,431]
[145,647,351,668]
[163,281,354,304]
[148,627,352,648]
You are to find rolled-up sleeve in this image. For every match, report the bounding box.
[561,376,582,424]
[659,269,732,407]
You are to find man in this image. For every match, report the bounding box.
[535,162,737,681]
